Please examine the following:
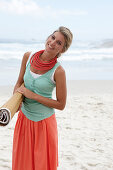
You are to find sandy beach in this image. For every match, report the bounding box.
[0,80,113,170]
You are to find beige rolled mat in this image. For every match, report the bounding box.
[0,90,23,126]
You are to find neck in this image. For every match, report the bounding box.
[40,51,56,62]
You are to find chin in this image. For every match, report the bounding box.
[45,47,53,53]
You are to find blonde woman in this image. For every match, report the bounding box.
[12,26,73,170]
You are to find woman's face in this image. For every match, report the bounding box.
[45,31,65,56]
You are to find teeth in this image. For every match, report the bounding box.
[49,44,53,49]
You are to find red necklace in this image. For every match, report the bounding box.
[30,50,57,70]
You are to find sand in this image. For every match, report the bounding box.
[0,80,113,170]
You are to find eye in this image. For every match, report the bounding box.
[57,41,62,45]
[51,35,55,40]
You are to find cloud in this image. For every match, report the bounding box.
[0,0,87,17]
[0,0,43,15]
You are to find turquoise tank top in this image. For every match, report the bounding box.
[21,58,60,122]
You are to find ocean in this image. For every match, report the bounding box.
[0,39,113,85]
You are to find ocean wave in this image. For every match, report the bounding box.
[91,39,113,48]
[0,38,44,44]
[0,51,113,62]
[0,40,113,62]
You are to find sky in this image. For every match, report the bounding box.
[0,0,113,41]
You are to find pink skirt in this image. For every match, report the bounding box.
[12,110,58,170]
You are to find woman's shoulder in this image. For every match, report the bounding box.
[56,64,65,73]
[23,51,31,59]
[22,51,31,61]
[19,51,31,69]
[55,65,66,79]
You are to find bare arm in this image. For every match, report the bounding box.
[17,66,67,110]
[13,52,31,94]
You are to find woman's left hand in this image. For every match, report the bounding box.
[17,84,34,99]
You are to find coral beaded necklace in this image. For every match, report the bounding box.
[30,50,57,71]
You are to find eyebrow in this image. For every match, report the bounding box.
[53,34,62,43]
[53,35,62,44]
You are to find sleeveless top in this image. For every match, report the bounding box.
[21,54,60,122]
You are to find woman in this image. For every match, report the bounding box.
[12,26,73,170]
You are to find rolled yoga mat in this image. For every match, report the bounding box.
[0,91,23,126]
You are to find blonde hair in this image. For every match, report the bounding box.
[53,26,73,54]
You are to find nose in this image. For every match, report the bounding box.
[50,40,56,46]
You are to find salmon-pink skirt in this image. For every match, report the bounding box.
[12,110,58,170]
